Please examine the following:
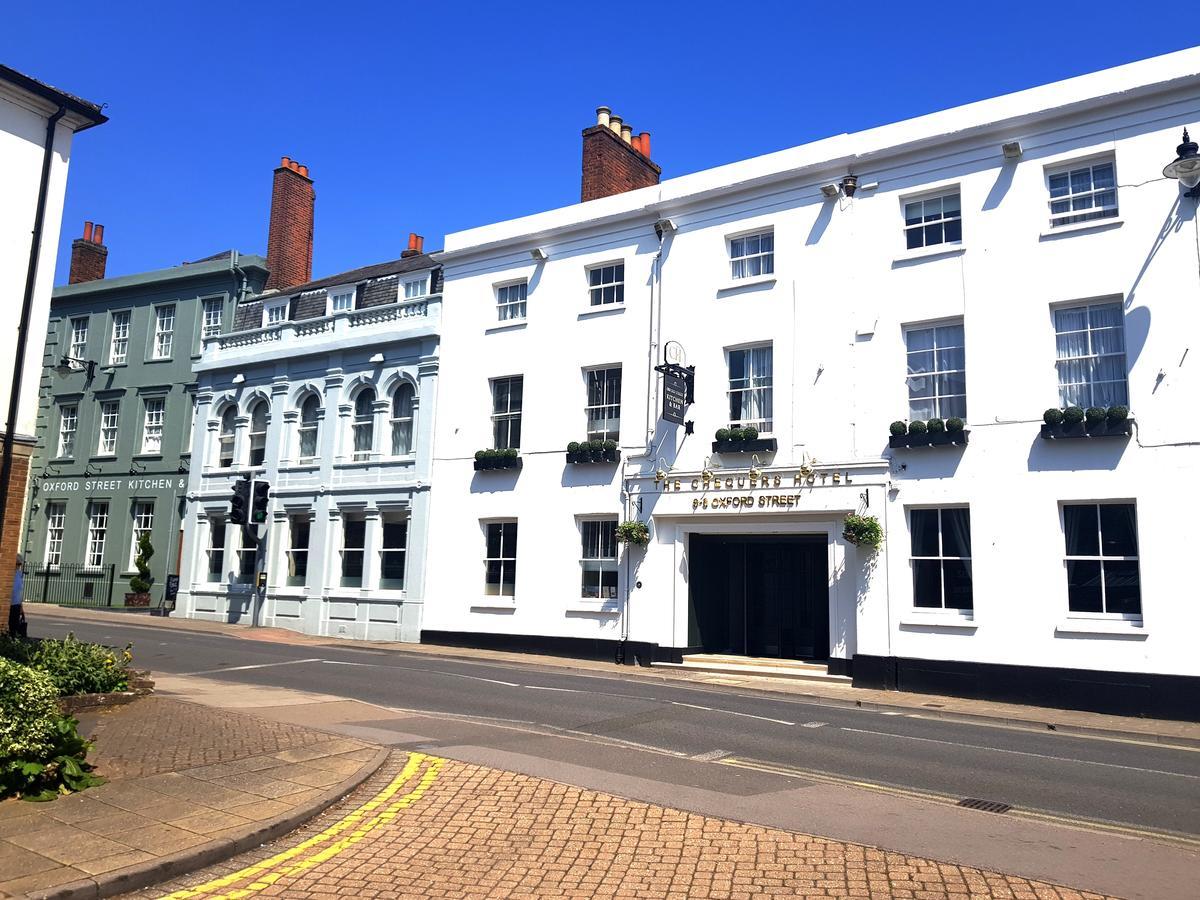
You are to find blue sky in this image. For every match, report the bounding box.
[3,2,1194,284]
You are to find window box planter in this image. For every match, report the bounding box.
[566,447,620,464]
[473,454,522,471]
[1040,419,1132,440]
[712,438,778,453]
[889,430,969,449]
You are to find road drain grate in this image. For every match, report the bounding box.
[957,798,1012,814]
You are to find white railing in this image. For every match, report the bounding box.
[203,295,439,355]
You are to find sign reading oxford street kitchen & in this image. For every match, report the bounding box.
[39,475,188,494]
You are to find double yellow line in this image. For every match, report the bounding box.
[159,752,444,900]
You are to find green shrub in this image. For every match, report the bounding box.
[474,450,486,461]
[743,426,759,441]
[927,418,945,433]
[1106,405,1129,422]
[603,440,617,452]
[0,659,59,763]
[1085,406,1106,425]
[1063,406,1085,425]
[1043,408,1064,426]
[889,421,907,436]
[128,531,154,595]
[567,441,580,453]
[946,417,964,433]
[728,427,746,441]
[502,448,518,459]
[0,635,133,697]
[908,420,927,435]
[715,428,731,442]
[614,520,650,546]
[842,514,883,551]
[483,448,498,459]
[0,706,105,802]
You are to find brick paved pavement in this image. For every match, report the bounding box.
[133,751,1115,900]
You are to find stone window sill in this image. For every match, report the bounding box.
[485,320,527,335]
[1055,616,1146,638]
[899,612,976,630]
[892,244,966,266]
[718,275,776,294]
[578,304,625,320]
[1039,218,1123,240]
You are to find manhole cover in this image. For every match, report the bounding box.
[958,798,1012,814]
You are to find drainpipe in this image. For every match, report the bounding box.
[0,105,67,549]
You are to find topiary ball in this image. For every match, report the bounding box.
[1106,405,1129,422]
[927,418,945,433]
[729,427,746,441]
[475,450,486,461]
[743,426,759,441]
[503,448,518,458]
[1085,406,1105,425]
[590,440,605,452]
[1063,406,1085,425]
[946,417,964,433]
[908,420,927,435]
[715,428,731,442]
[1043,408,1064,426]
[889,421,907,436]
[603,440,617,451]
[483,449,499,458]
[567,442,580,453]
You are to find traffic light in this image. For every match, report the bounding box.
[230,477,251,525]
[252,480,270,524]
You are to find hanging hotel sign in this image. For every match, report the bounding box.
[662,373,688,424]
[655,342,694,426]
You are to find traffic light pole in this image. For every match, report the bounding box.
[229,474,270,628]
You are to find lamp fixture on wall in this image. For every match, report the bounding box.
[1164,128,1200,196]
[53,356,96,380]
[840,174,859,197]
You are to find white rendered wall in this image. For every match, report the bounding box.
[428,56,1200,678]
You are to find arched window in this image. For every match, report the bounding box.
[218,407,236,468]
[298,395,320,460]
[248,401,268,466]
[352,389,375,460]
[390,383,415,455]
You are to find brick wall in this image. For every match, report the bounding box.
[581,126,661,202]
[68,238,108,284]
[0,438,34,633]
[265,161,315,291]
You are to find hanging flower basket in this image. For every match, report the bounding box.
[842,513,882,551]
[615,520,650,547]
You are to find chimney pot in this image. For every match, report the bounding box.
[608,114,623,136]
[281,156,291,168]
[621,124,632,145]
[596,106,611,128]
[298,164,309,177]
[83,221,94,242]
[639,132,652,158]
[93,224,104,244]
[402,233,425,257]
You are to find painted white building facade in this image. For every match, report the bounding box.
[425,49,1200,716]
[177,257,440,641]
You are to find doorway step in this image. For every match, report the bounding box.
[654,654,851,684]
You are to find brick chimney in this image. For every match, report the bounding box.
[68,221,108,284]
[581,106,661,202]
[265,156,315,291]
[401,233,424,258]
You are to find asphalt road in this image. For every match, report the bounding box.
[38,614,1200,840]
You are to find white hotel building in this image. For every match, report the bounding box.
[422,49,1200,719]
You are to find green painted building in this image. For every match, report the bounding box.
[21,249,268,607]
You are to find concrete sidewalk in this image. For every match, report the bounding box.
[36,604,1200,749]
[0,697,383,900]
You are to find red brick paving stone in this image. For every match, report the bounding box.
[88,697,352,779]
[124,752,1120,900]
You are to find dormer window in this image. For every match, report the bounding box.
[329,288,354,314]
[263,298,288,328]
[403,276,429,300]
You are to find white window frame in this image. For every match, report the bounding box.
[44,502,66,567]
[328,287,355,315]
[85,501,109,569]
[904,320,967,421]
[351,389,375,461]
[728,230,774,280]
[579,518,618,601]
[201,298,223,339]
[902,189,962,250]
[297,395,321,461]
[206,517,226,582]
[483,520,517,600]
[286,514,310,587]
[262,298,288,329]
[340,514,366,588]
[141,397,165,454]
[218,406,237,468]
[380,512,408,590]
[247,401,268,467]
[491,376,522,450]
[496,281,527,322]
[586,262,624,307]
[1062,502,1141,618]
[109,311,130,364]
[57,404,78,458]
[234,524,256,584]
[1053,301,1128,409]
[726,344,773,434]
[97,400,120,455]
[908,506,973,611]
[1046,157,1118,228]
[585,367,621,443]
[403,276,429,300]
[68,317,89,364]
[390,383,415,456]
[128,501,155,571]
[152,305,175,359]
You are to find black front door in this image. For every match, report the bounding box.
[688,534,829,660]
